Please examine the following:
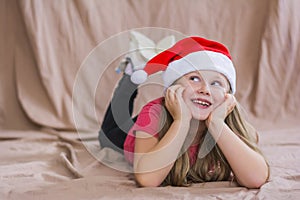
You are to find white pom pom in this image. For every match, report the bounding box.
[130,70,148,85]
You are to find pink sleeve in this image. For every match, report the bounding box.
[123,97,165,164]
[132,98,165,137]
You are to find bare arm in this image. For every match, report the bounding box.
[207,94,269,188]
[210,123,268,188]
[134,119,190,186]
[134,85,191,187]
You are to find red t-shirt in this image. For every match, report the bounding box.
[123,97,199,165]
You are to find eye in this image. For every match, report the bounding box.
[211,81,222,87]
[190,76,201,82]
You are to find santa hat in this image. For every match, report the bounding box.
[130,36,236,94]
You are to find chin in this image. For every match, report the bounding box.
[192,113,209,121]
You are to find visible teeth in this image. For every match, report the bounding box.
[192,100,210,106]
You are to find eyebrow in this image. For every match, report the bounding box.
[212,75,226,81]
[187,72,202,77]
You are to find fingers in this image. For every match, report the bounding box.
[166,85,184,103]
[165,85,188,120]
[167,85,183,95]
[225,94,237,114]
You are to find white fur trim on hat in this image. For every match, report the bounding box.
[163,51,236,94]
[131,70,148,85]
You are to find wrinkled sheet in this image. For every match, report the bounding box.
[1,0,300,199]
[0,128,299,200]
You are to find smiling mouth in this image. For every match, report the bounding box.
[192,99,212,107]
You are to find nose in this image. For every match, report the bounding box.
[197,82,210,95]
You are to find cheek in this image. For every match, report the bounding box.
[211,89,226,106]
[182,87,195,100]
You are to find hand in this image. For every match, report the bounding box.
[165,85,192,122]
[205,94,236,132]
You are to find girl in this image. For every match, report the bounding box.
[99,36,269,188]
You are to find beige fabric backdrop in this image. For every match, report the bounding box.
[1,1,300,199]
[1,0,299,131]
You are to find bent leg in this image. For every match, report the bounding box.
[99,74,138,153]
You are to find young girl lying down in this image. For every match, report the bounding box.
[99,36,269,188]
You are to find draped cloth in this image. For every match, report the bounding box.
[0,0,299,199]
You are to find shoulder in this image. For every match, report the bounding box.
[135,97,165,129]
[144,97,164,107]
[139,97,165,113]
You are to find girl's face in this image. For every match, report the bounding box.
[176,70,230,120]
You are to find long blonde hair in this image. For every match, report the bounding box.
[158,100,269,186]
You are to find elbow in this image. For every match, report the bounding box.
[242,170,269,189]
[252,165,270,189]
[240,160,270,189]
[246,177,267,189]
[134,173,162,187]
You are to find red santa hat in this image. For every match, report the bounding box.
[130,36,236,94]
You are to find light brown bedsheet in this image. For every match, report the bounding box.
[1,0,300,199]
[0,128,299,199]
